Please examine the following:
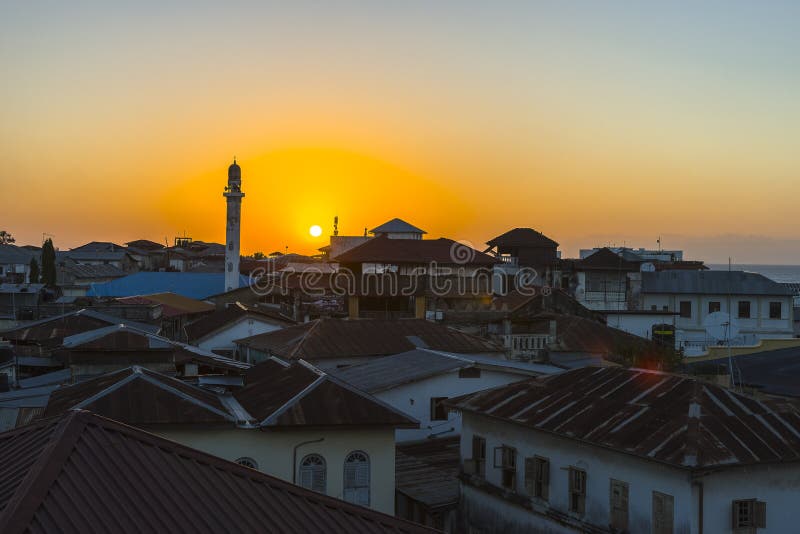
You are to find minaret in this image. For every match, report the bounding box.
[223,158,244,292]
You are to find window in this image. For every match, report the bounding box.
[738,301,751,319]
[430,397,449,421]
[343,451,370,506]
[459,367,481,378]
[652,492,674,534]
[471,435,486,477]
[769,302,782,319]
[493,445,516,491]
[299,454,326,494]
[679,301,692,318]
[524,456,549,500]
[609,479,629,531]
[732,499,766,532]
[568,467,586,514]
[708,301,721,314]
[235,457,258,469]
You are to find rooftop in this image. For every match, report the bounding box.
[334,235,496,265]
[87,272,251,299]
[235,358,418,428]
[234,318,503,360]
[485,228,559,249]
[370,218,427,235]
[642,270,795,296]
[0,309,158,346]
[116,292,215,317]
[577,247,640,271]
[447,366,800,470]
[0,410,436,534]
[185,302,294,343]
[396,437,460,510]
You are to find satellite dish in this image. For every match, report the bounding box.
[703,311,740,343]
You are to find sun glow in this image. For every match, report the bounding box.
[309,224,322,237]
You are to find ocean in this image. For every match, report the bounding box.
[707,264,800,284]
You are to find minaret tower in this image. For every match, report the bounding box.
[223,158,244,292]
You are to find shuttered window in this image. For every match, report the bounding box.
[299,454,326,494]
[524,457,549,500]
[609,479,629,531]
[732,499,766,531]
[568,467,586,515]
[653,492,674,534]
[343,451,370,507]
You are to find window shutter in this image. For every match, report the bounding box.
[541,459,549,485]
[731,501,739,528]
[524,458,535,494]
[755,501,766,528]
[494,447,503,468]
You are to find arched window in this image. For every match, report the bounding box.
[299,454,327,494]
[343,451,370,506]
[236,457,258,470]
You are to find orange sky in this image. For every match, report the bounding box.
[2,2,799,263]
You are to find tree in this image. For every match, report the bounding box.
[29,257,40,284]
[252,251,265,260]
[0,230,15,245]
[41,238,57,286]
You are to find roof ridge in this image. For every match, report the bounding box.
[0,412,89,533]
[289,319,321,359]
[136,370,234,421]
[259,371,327,427]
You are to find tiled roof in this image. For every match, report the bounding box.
[447,366,800,469]
[642,270,795,296]
[334,235,496,265]
[370,218,426,235]
[485,228,559,248]
[0,411,437,534]
[185,303,294,343]
[43,366,234,424]
[236,359,419,429]
[234,318,503,360]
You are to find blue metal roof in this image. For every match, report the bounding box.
[86,272,250,299]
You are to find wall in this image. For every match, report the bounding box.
[375,368,531,442]
[155,425,397,515]
[459,414,694,533]
[196,317,284,352]
[699,463,800,534]
[604,313,676,341]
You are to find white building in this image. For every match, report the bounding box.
[43,360,417,515]
[186,302,293,355]
[448,366,800,534]
[641,271,795,355]
[331,348,561,442]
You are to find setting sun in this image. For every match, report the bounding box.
[309,225,322,238]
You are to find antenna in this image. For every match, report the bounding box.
[333,216,339,237]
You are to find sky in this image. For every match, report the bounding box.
[1,1,799,263]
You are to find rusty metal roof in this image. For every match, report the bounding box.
[0,411,438,534]
[43,366,234,425]
[185,302,294,343]
[236,359,419,429]
[396,437,460,509]
[446,366,800,470]
[235,318,502,360]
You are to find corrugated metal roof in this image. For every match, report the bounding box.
[235,318,503,360]
[185,302,293,342]
[370,218,427,235]
[0,411,438,534]
[396,437,460,509]
[447,366,800,469]
[685,347,800,398]
[63,263,126,279]
[44,366,235,424]
[87,272,251,299]
[17,369,71,389]
[0,308,158,345]
[331,349,560,393]
[642,270,794,296]
[236,359,419,429]
[116,292,215,317]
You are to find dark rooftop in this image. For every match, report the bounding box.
[236,359,418,429]
[577,247,640,271]
[43,366,234,425]
[370,218,427,235]
[642,270,795,296]
[0,410,437,534]
[447,366,800,470]
[334,235,496,265]
[234,318,503,360]
[396,437,460,510]
[485,228,559,248]
[185,302,294,343]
